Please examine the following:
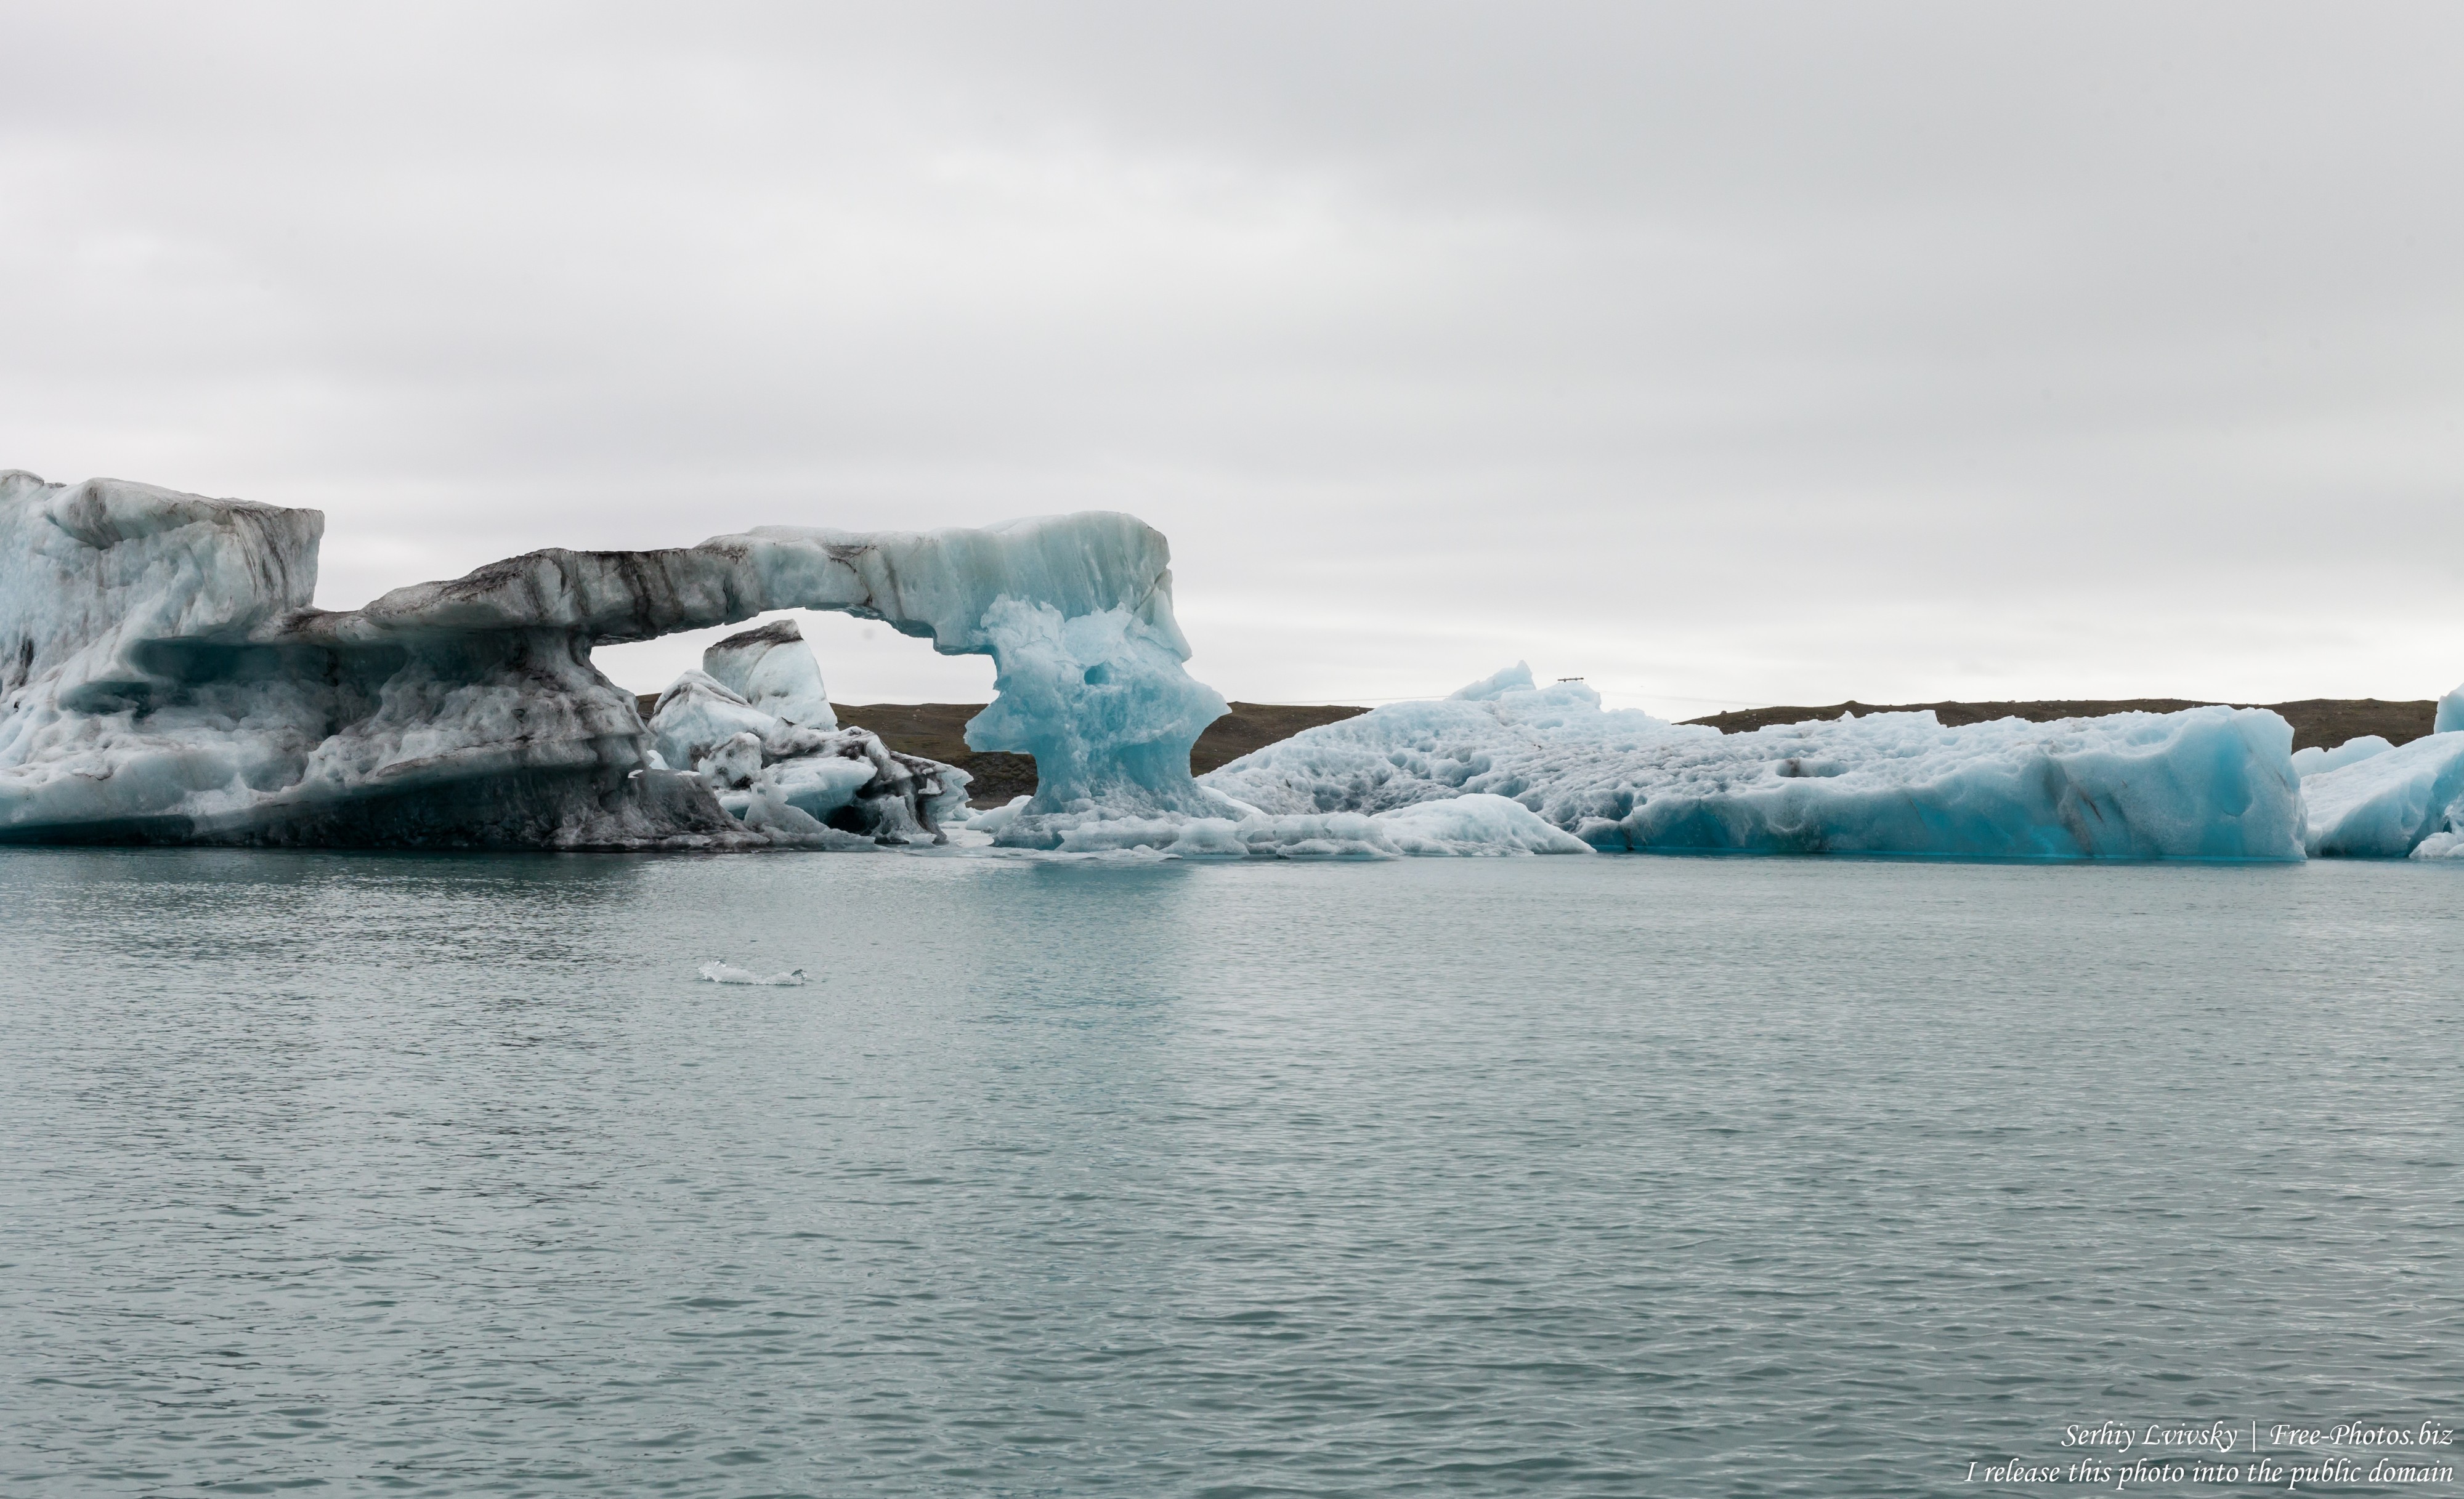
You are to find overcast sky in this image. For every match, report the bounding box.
[5,2,2458,713]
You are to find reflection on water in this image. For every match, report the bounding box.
[4,849,2460,1495]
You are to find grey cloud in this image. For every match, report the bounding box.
[2,1,2457,713]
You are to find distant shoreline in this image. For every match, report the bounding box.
[640,695,2436,807]
[1682,698,2436,753]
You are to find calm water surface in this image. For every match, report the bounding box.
[3,849,2459,1497]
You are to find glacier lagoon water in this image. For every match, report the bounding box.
[4,850,2460,1497]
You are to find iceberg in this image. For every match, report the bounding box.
[700,618,836,730]
[1202,665,1694,818]
[1,470,1225,849]
[649,622,968,845]
[1203,664,2306,860]
[2439,681,2464,735]
[0,468,2364,864]
[964,596,1232,833]
[2299,731,2464,859]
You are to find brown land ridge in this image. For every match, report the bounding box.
[636,693,2433,807]
[1682,698,2436,753]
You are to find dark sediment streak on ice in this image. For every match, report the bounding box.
[0,470,1227,849]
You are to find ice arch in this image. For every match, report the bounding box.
[0,471,1228,847]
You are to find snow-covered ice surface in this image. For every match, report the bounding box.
[1029,794,1587,859]
[1203,666,1696,820]
[1,471,1219,849]
[2300,732,2464,859]
[1204,665,2306,861]
[956,786,1587,860]
[2290,735,2394,777]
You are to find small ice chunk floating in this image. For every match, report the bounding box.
[0,469,1222,849]
[699,961,808,986]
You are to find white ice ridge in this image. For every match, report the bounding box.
[2290,735,2394,778]
[967,790,1590,859]
[650,621,968,846]
[1,469,1223,848]
[1202,664,2307,860]
[2299,730,2464,859]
